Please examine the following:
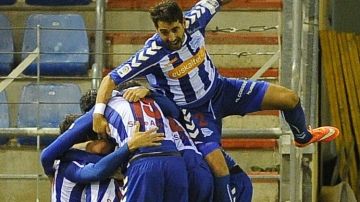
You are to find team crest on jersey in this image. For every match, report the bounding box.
[117,64,132,78]
[201,128,213,137]
[168,47,206,79]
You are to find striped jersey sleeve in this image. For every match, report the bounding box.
[40,112,93,176]
[185,0,221,34]
[109,35,164,85]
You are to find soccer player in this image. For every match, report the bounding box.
[43,114,163,202]
[88,83,214,201]
[41,97,188,202]
[92,0,340,201]
[123,84,253,201]
[46,114,118,202]
[61,122,162,202]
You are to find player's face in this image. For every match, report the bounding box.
[156,20,185,51]
[86,139,114,155]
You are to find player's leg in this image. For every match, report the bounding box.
[222,150,253,202]
[204,147,232,202]
[187,158,214,202]
[220,78,339,147]
[261,83,339,147]
[163,156,188,202]
[181,108,232,202]
[195,140,232,202]
[230,168,253,202]
[123,158,164,202]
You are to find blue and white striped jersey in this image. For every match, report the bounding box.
[105,96,178,154]
[55,160,121,202]
[51,147,125,202]
[85,179,121,202]
[52,160,86,202]
[168,117,201,155]
[110,0,221,108]
[58,148,125,202]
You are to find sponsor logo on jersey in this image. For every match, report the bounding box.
[168,47,206,79]
[127,120,163,128]
[117,64,132,78]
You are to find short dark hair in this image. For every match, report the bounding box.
[115,81,142,92]
[59,114,82,134]
[149,0,184,27]
[59,114,98,140]
[80,89,97,113]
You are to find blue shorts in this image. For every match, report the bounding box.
[123,156,188,202]
[183,150,214,202]
[182,77,269,155]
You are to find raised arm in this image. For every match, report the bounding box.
[93,75,116,136]
[93,37,163,136]
[40,112,93,176]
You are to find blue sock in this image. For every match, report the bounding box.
[214,175,232,202]
[282,100,312,144]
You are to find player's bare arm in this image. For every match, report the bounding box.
[123,86,151,102]
[93,75,116,136]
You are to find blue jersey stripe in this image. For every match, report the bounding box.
[55,162,86,202]
[198,54,213,91]
[55,170,63,202]
[70,183,86,201]
[104,105,128,142]
[97,179,110,201]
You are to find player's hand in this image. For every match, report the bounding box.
[123,86,150,102]
[111,168,125,181]
[93,113,110,137]
[47,175,54,187]
[128,121,164,152]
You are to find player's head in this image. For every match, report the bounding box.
[115,80,142,92]
[59,114,82,134]
[86,139,115,155]
[150,0,186,50]
[80,89,97,113]
[59,114,98,140]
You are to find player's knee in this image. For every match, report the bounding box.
[286,90,299,108]
[264,84,299,110]
[279,88,299,109]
